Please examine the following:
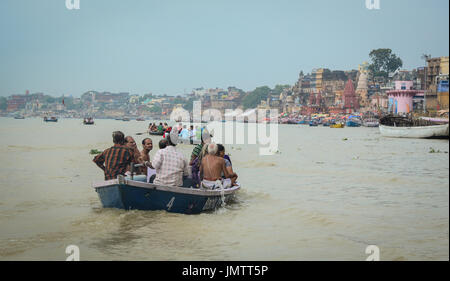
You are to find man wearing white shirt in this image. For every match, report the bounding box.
[150,134,189,187]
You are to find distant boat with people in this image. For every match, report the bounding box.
[83,117,94,125]
[92,175,240,214]
[44,116,58,122]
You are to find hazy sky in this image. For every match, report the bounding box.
[0,0,448,97]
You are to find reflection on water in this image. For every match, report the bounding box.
[0,118,448,260]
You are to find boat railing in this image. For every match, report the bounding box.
[129,163,145,180]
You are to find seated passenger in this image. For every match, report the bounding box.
[217,144,238,186]
[200,143,236,190]
[151,134,189,187]
[159,139,168,149]
[125,136,144,174]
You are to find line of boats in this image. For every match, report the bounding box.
[280,112,449,138]
[292,116,377,128]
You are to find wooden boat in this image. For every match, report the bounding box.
[149,131,165,136]
[379,115,449,139]
[330,123,344,128]
[136,118,145,121]
[92,175,240,214]
[122,118,130,121]
[44,116,58,122]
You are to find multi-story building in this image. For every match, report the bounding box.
[425,56,449,111]
[7,95,28,112]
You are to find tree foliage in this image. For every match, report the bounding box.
[272,84,291,95]
[368,48,403,79]
[242,86,272,109]
[149,105,161,113]
[0,97,7,110]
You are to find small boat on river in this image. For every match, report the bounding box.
[44,116,58,122]
[92,175,240,214]
[83,117,94,125]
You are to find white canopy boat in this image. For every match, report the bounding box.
[379,115,449,139]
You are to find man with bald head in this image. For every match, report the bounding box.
[200,143,236,190]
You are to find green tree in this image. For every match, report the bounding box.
[368,48,403,79]
[242,86,271,109]
[0,97,7,111]
[272,84,291,95]
[149,105,162,113]
[182,98,196,111]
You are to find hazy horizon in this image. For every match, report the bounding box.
[1,0,449,97]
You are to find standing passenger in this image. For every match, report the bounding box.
[93,131,133,180]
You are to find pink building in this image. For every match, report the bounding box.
[387,81,423,114]
[343,79,359,113]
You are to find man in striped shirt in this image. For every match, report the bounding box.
[93,131,133,180]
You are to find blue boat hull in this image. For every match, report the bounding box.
[93,178,239,214]
[346,120,361,127]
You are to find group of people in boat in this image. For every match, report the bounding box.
[93,129,238,190]
[148,122,168,134]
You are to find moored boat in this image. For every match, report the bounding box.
[92,175,240,214]
[346,118,362,127]
[309,120,318,127]
[379,115,449,139]
[330,123,344,128]
[362,119,379,127]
